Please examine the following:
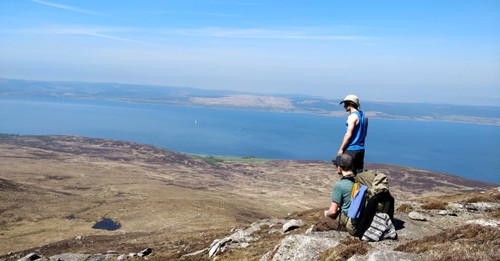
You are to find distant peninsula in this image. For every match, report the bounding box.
[1,78,499,125]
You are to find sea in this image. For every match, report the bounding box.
[1,97,499,184]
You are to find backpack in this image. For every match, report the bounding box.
[348,170,395,238]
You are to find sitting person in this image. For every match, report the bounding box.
[312,153,356,234]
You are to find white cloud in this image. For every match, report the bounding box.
[160,27,375,41]
[31,0,101,15]
[0,26,158,46]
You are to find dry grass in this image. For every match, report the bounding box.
[319,237,370,261]
[489,208,500,219]
[458,191,500,203]
[417,189,500,205]
[396,203,414,212]
[395,224,500,261]
[421,201,448,210]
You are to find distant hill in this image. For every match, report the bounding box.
[0,135,498,260]
[1,78,499,125]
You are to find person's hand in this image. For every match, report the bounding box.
[337,149,343,156]
[324,210,329,218]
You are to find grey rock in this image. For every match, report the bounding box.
[116,254,128,261]
[408,211,427,221]
[466,219,500,227]
[209,238,232,258]
[260,234,340,261]
[138,248,152,257]
[437,210,457,216]
[465,202,500,212]
[48,253,100,261]
[181,248,209,258]
[208,219,290,257]
[18,253,43,261]
[448,203,465,210]
[282,219,304,233]
[348,250,420,261]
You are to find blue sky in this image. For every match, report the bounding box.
[0,0,499,105]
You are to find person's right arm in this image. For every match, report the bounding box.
[325,201,340,218]
[337,113,358,155]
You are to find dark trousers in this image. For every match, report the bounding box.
[346,149,365,174]
[312,212,349,232]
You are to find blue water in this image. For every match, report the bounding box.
[1,98,499,184]
[92,218,121,231]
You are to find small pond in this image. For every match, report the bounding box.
[92,218,121,231]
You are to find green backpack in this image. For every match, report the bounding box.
[354,170,389,197]
[350,170,394,238]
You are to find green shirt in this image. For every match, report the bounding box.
[331,177,354,214]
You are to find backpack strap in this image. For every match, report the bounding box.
[350,182,359,199]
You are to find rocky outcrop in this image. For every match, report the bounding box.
[206,219,302,258]
[260,233,340,261]
[204,197,499,260]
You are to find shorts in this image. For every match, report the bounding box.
[345,149,365,174]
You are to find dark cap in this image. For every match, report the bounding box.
[332,155,342,166]
[331,154,353,169]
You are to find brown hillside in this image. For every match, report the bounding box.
[0,135,497,259]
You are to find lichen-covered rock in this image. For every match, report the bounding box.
[208,219,290,257]
[260,234,340,261]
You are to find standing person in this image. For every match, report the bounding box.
[312,154,356,235]
[337,94,368,174]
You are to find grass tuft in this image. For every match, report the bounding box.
[421,201,448,210]
[396,203,414,212]
[319,237,370,261]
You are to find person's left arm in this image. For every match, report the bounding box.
[365,115,369,136]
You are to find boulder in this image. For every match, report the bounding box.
[260,234,340,261]
[138,248,152,257]
[18,253,43,261]
[408,211,427,221]
[282,219,304,233]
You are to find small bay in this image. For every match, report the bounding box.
[1,97,498,184]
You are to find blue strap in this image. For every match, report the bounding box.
[347,185,368,219]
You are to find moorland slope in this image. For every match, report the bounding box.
[0,135,498,260]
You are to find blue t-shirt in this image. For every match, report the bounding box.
[331,177,354,214]
[346,111,368,151]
